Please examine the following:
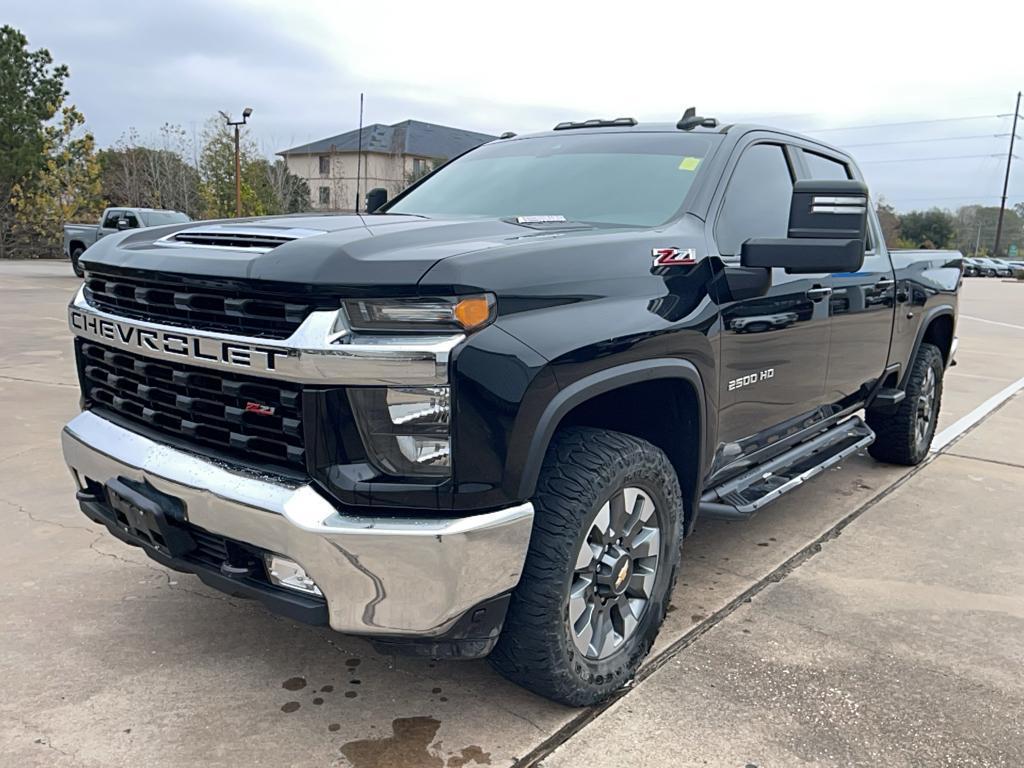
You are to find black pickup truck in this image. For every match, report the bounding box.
[61,111,961,706]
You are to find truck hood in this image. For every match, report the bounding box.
[80,213,601,288]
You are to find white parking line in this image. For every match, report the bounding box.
[960,315,1024,332]
[931,375,1024,452]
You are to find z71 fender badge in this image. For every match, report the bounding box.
[652,247,697,266]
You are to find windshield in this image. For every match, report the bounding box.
[388,132,719,227]
[139,211,190,226]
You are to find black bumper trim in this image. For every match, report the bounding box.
[77,492,328,627]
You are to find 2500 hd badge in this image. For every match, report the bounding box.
[68,308,286,371]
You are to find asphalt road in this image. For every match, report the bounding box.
[1,262,1021,767]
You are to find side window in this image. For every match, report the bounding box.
[102,210,122,229]
[715,144,793,257]
[802,150,851,180]
[318,155,330,175]
[123,212,140,228]
[318,186,330,205]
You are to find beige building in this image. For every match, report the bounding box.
[278,120,496,212]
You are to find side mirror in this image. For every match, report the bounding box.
[741,179,868,274]
[116,218,130,231]
[365,187,388,214]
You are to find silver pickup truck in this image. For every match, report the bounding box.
[65,207,190,276]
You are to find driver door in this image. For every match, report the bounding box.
[711,141,831,464]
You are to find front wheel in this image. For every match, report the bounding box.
[71,247,85,277]
[490,427,683,706]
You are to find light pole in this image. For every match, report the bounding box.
[219,107,253,217]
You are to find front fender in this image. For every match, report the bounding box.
[511,358,710,500]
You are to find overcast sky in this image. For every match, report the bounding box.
[6,0,1022,212]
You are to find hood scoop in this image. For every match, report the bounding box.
[156,224,326,253]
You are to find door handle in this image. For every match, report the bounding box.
[806,287,833,301]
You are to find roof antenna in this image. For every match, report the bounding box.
[355,92,364,213]
[677,106,718,131]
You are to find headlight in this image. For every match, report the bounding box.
[349,386,451,477]
[342,294,495,333]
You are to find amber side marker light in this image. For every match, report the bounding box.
[454,295,495,330]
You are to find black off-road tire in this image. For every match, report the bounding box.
[71,247,85,277]
[490,427,683,706]
[867,342,944,465]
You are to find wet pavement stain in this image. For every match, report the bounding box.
[346,658,362,668]
[321,684,334,693]
[282,677,307,691]
[340,716,443,768]
[313,697,324,705]
[345,691,358,699]
[431,687,442,694]
[446,746,491,767]
[281,701,301,713]
[329,723,341,732]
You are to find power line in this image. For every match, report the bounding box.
[842,133,1017,149]
[860,153,1011,165]
[801,114,1008,133]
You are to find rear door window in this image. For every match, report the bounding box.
[802,150,851,180]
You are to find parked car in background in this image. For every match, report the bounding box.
[962,257,982,277]
[64,207,191,276]
[972,257,1012,277]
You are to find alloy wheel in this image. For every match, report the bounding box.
[568,487,661,659]
[915,365,937,450]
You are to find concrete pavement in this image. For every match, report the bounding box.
[544,395,1024,767]
[1,262,1021,767]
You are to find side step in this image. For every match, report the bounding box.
[700,416,875,520]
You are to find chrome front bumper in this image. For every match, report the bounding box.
[62,411,534,637]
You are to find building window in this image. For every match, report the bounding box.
[318,186,330,205]
[318,155,330,175]
[412,158,425,175]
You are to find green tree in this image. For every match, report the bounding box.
[0,25,70,257]
[875,198,901,248]
[198,117,263,218]
[99,124,203,218]
[12,106,102,257]
[898,208,956,249]
[953,205,1023,257]
[249,158,310,215]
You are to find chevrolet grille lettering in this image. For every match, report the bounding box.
[68,308,284,373]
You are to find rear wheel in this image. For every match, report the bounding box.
[867,343,944,465]
[71,247,85,277]
[490,427,683,706]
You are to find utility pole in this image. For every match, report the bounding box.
[220,107,253,217]
[993,91,1020,257]
[974,222,982,257]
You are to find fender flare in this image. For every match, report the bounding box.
[900,304,955,388]
[515,358,709,500]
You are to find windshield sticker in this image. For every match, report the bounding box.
[678,157,702,171]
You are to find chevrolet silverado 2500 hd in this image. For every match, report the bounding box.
[61,111,961,706]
